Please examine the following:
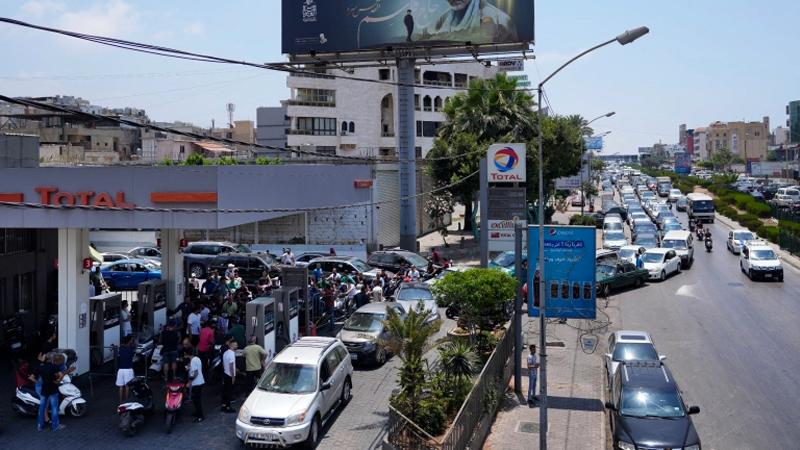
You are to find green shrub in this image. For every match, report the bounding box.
[736,213,761,230]
[758,226,780,243]
[745,201,772,218]
[717,205,736,219]
[415,397,447,436]
[569,214,596,226]
[732,193,754,210]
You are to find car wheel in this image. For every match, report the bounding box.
[747,268,753,280]
[778,275,784,282]
[660,270,666,282]
[374,347,387,366]
[189,264,205,279]
[340,377,352,406]
[303,416,320,449]
[634,277,644,288]
[602,284,611,298]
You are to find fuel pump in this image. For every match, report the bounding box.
[245,296,276,363]
[274,287,301,353]
[89,292,122,368]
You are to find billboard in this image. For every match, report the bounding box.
[527,225,596,319]
[674,152,691,175]
[497,60,524,72]
[282,0,535,56]
[487,143,526,182]
[584,136,604,151]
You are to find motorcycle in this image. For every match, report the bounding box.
[445,303,460,320]
[705,237,713,252]
[118,376,153,436]
[12,349,87,418]
[164,378,185,434]
[147,344,163,380]
[696,227,705,240]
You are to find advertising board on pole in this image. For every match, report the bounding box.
[282,0,535,57]
[487,143,526,182]
[674,152,691,175]
[528,225,596,319]
[497,60,524,72]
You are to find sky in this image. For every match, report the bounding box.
[1,0,799,155]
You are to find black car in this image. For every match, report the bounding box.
[367,250,431,274]
[207,253,280,287]
[606,361,701,450]
[183,241,251,278]
[601,201,628,221]
[308,256,383,282]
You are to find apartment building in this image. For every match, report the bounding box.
[706,119,769,161]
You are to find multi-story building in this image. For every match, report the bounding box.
[678,123,687,146]
[255,106,288,156]
[787,100,800,144]
[280,62,497,158]
[705,119,769,161]
[772,126,789,146]
[692,127,708,160]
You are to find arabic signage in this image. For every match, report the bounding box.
[584,136,604,151]
[282,0,535,56]
[528,225,596,319]
[497,60,524,72]
[487,143,526,182]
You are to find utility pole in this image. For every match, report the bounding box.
[397,58,417,252]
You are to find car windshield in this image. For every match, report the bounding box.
[397,288,434,301]
[612,342,659,361]
[605,232,625,241]
[234,244,252,253]
[403,253,429,267]
[596,265,617,278]
[258,363,317,394]
[642,253,664,263]
[344,312,385,333]
[349,258,372,272]
[670,189,681,195]
[692,200,714,211]
[619,249,637,259]
[604,222,623,231]
[620,388,685,418]
[492,252,515,268]
[751,249,777,260]
[664,223,682,231]
[638,225,657,232]
[733,232,754,241]
[661,240,686,250]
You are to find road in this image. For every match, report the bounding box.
[613,206,800,449]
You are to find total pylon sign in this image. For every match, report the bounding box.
[487,143,526,183]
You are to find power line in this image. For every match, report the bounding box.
[0,17,537,93]
[0,94,486,164]
[0,169,479,214]
[0,68,252,81]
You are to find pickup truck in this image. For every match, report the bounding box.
[183,241,252,278]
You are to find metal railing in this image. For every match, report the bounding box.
[422,80,453,87]
[387,321,515,450]
[285,99,336,107]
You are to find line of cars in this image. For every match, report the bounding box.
[725,229,784,282]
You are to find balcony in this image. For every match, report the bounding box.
[381,131,395,137]
[285,129,337,136]
[422,79,452,87]
[289,72,334,80]
[285,99,336,108]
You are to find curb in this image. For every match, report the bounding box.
[715,212,800,272]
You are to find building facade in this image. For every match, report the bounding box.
[705,120,769,161]
[788,100,800,144]
[693,127,708,160]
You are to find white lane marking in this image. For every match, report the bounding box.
[675,283,699,299]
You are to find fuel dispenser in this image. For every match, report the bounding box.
[89,292,122,368]
[274,287,301,353]
[245,296,276,363]
[136,280,168,337]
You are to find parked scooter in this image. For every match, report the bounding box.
[164,378,184,434]
[118,376,153,436]
[12,349,87,418]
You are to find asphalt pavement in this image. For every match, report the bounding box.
[611,206,800,449]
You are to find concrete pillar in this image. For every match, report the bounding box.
[160,229,184,309]
[58,228,90,375]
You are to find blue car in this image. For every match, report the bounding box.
[489,251,528,277]
[100,258,161,291]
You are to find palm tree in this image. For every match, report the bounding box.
[566,114,594,137]
[438,340,479,382]
[384,304,434,420]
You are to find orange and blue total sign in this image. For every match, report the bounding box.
[487,143,526,182]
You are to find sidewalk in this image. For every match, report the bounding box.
[483,316,607,450]
[417,204,480,266]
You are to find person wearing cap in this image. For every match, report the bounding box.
[160,319,180,381]
[408,265,421,281]
[225,263,236,280]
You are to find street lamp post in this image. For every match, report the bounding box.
[581,112,615,215]
[535,26,648,450]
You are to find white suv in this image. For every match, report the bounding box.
[236,337,354,448]
[740,240,784,282]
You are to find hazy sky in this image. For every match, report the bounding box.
[1,0,798,154]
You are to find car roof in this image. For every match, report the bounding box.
[662,231,691,240]
[273,337,339,366]
[354,302,402,314]
[619,245,644,252]
[398,282,431,290]
[102,258,156,266]
[614,330,653,343]
[186,241,238,246]
[645,248,669,254]
[372,249,419,256]
[620,361,675,390]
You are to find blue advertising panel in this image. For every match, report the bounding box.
[528,225,596,319]
[674,152,691,175]
[584,136,603,150]
[282,0,535,55]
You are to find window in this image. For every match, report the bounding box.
[295,88,336,105]
[379,69,391,81]
[316,146,336,156]
[454,73,468,88]
[423,96,432,112]
[416,121,422,137]
[434,96,443,112]
[179,145,185,154]
[296,117,337,136]
[379,148,396,157]
[341,121,348,134]
[349,122,355,133]
[421,121,441,137]
[415,147,422,158]
[414,94,420,111]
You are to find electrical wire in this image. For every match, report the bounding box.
[0,169,479,214]
[0,17,538,94]
[0,68,251,81]
[0,94,486,164]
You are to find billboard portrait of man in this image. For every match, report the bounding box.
[416,0,518,44]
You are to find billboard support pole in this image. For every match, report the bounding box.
[397,58,417,252]
[513,222,523,393]
[480,158,488,267]
[536,86,548,450]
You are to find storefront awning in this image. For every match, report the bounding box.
[195,141,235,153]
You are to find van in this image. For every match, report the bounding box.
[686,193,715,223]
[774,187,800,208]
[661,230,694,269]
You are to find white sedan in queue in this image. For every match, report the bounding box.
[641,248,681,281]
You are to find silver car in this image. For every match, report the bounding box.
[337,302,405,366]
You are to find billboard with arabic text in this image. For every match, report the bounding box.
[282,0,535,56]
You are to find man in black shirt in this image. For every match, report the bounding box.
[160,320,180,381]
[116,336,135,403]
[37,354,66,431]
[354,285,370,309]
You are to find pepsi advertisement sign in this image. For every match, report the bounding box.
[528,225,597,319]
[487,143,526,183]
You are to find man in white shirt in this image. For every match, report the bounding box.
[186,348,205,422]
[408,266,421,282]
[120,300,133,337]
[187,305,202,346]
[221,337,238,413]
[527,344,540,403]
[371,282,383,303]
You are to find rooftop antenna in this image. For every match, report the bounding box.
[227,102,236,128]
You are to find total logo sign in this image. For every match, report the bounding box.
[488,143,526,182]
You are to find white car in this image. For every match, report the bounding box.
[602,231,628,250]
[604,330,665,388]
[602,217,624,233]
[617,245,645,265]
[235,337,353,448]
[668,189,683,202]
[740,241,784,282]
[641,248,681,281]
[726,229,756,255]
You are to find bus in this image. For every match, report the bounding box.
[686,193,715,223]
